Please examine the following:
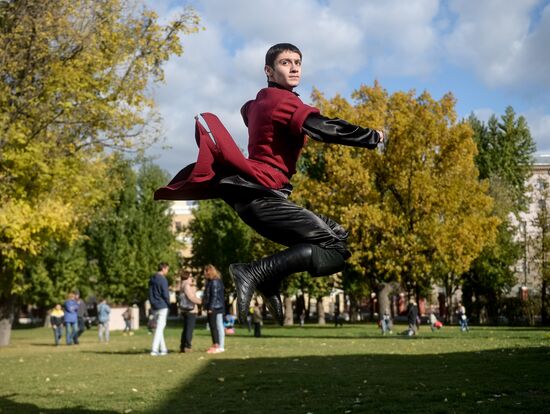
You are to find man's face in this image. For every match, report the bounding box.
[265,50,301,90]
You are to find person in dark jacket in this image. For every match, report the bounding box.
[203,264,225,353]
[154,43,383,325]
[407,299,419,336]
[75,291,88,342]
[148,262,170,356]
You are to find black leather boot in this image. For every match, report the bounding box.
[229,244,314,325]
[256,280,284,326]
[255,241,349,325]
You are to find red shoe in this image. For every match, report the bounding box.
[206,345,220,354]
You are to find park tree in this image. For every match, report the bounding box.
[187,200,260,295]
[463,109,535,321]
[84,159,179,305]
[0,0,199,345]
[22,159,179,313]
[295,82,498,317]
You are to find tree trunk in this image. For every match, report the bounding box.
[542,278,548,325]
[377,283,392,320]
[283,296,294,326]
[349,296,360,322]
[317,296,326,325]
[0,296,15,347]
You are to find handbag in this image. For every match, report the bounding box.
[179,293,194,311]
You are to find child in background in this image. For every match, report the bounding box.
[50,304,64,346]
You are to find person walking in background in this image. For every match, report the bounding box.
[63,292,79,345]
[333,307,342,327]
[149,262,170,356]
[203,264,225,354]
[380,312,393,335]
[50,304,64,346]
[122,306,133,336]
[253,302,263,337]
[407,299,419,336]
[75,291,88,342]
[456,302,469,332]
[178,271,202,353]
[97,298,111,343]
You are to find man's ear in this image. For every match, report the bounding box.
[264,65,273,80]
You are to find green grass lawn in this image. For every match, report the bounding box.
[0,321,549,414]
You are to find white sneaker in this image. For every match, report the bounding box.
[150,351,159,356]
[160,351,168,356]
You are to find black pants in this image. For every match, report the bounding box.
[208,311,222,345]
[222,181,349,259]
[254,322,262,337]
[180,312,197,350]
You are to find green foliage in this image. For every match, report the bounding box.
[465,108,536,320]
[84,160,179,304]
[469,107,535,213]
[20,159,179,307]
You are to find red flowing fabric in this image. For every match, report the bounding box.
[154,113,289,201]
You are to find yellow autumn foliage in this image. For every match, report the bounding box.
[0,0,199,295]
[295,82,499,286]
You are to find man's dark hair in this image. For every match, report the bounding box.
[265,43,302,68]
[158,262,169,271]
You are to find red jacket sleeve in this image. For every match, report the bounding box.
[271,95,320,136]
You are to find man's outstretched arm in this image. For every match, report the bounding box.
[302,114,384,149]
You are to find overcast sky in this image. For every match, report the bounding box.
[144,0,550,176]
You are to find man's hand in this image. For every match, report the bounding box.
[377,130,385,143]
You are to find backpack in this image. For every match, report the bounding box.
[179,293,194,311]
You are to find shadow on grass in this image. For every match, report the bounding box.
[80,348,150,355]
[149,347,549,414]
[0,394,118,414]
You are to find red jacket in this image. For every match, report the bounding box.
[154,86,319,201]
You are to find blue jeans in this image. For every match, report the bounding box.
[65,322,78,345]
[53,326,63,345]
[98,321,110,342]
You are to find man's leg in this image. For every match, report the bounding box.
[216,313,225,350]
[207,312,219,346]
[157,308,168,354]
[151,308,168,354]
[105,321,110,343]
[180,314,187,351]
[225,193,349,324]
[185,313,196,350]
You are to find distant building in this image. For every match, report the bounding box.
[515,155,550,297]
[168,200,195,260]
